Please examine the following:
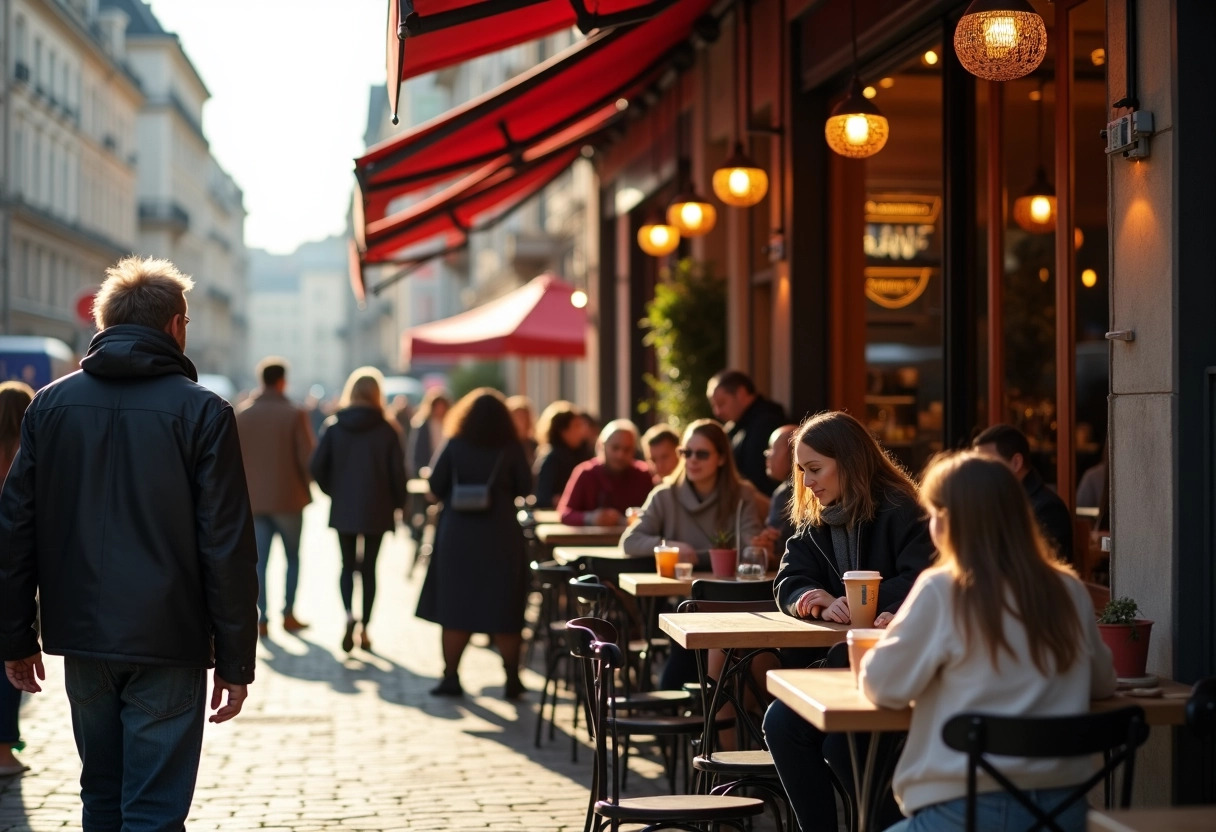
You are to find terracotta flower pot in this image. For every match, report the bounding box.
[1098,619,1154,679]
[708,548,738,578]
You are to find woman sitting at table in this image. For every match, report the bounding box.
[861,452,1116,832]
[557,419,655,526]
[532,400,593,508]
[764,410,933,832]
[622,419,765,690]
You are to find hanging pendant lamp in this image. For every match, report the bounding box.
[638,213,681,256]
[825,1,888,159]
[667,190,717,237]
[954,0,1048,82]
[825,76,889,158]
[1012,82,1056,234]
[712,2,769,207]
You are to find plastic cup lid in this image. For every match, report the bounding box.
[842,570,882,580]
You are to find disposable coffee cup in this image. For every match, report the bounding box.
[842,570,882,629]
[847,628,884,688]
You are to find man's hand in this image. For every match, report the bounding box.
[4,653,44,693]
[590,508,624,526]
[794,589,835,619]
[209,674,249,724]
[821,595,852,624]
[874,611,895,628]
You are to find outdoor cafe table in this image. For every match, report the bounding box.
[534,524,625,547]
[767,668,1192,832]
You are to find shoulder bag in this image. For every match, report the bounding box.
[449,451,504,512]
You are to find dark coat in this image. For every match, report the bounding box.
[311,406,407,535]
[1024,468,1074,563]
[532,441,593,508]
[0,325,258,683]
[729,396,788,496]
[774,491,934,617]
[407,418,439,478]
[416,437,533,632]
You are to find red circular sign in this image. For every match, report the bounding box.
[75,287,99,326]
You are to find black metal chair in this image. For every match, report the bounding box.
[1186,677,1216,736]
[531,560,576,749]
[940,706,1149,832]
[568,617,765,832]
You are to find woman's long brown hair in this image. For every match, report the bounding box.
[921,451,1081,675]
[673,419,746,535]
[790,410,918,531]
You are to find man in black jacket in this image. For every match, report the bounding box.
[0,256,258,830]
[973,423,1075,562]
[706,369,788,495]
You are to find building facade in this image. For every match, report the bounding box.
[3,0,142,349]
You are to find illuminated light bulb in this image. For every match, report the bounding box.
[1091,48,1106,67]
[879,77,895,89]
[680,202,702,227]
[1081,269,1098,288]
[1029,89,1042,101]
[922,49,939,66]
[1039,267,1050,283]
[712,143,769,207]
[1029,196,1052,223]
[570,289,588,308]
[863,85,877,99]
[651,226,671,246]
[954,0,1048,82]
[825,77,888,159]
[1012,167,1057,234]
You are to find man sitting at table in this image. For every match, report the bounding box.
[642,423,681,481]
[751,424,799,563]
[558,419,656,526]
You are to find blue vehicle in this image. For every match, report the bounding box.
[0,336,77,390]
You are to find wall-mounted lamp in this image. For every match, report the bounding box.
[953,0,1047,82]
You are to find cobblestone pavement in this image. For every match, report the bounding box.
[0,496,684,831]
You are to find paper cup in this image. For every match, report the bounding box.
[847,628,884,687]
[842,570,882,629]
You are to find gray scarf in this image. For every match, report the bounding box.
[820,503,859,577]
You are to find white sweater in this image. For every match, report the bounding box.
[859,567,1117,816]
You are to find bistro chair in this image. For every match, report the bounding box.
[530,559,576,749]
[675,597,792,832]
[1186,677,1216,737]
[941,706,1148,832]
[567,617,765,832]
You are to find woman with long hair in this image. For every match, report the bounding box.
[863,452,1116,831]
[417,388,533,698]
[407,388,450,477]
[764,410,934,832]
[310,367,407,653]
[531,400,592,507]
[0,381,33,776]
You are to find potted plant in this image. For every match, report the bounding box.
[1097,596,1154,679]
[708,529,737,578]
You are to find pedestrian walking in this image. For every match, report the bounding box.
[310,367,407,653]
[416,388,532,699]
[0,380,34,778]
[407,388,450,477]
[0,256,258,829]
[236,357,316,637]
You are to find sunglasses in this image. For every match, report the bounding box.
[678,448,713,461]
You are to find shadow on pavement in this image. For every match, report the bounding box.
[257,633,418,697]
[0,772,31,829]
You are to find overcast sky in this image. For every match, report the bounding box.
[145,0,388,254]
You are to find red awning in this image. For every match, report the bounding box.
[361,0,712,222]
[384,0,679,121]
[402,273,586,364]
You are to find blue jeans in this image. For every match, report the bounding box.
[65,657,206,832]
[883,788,1088,831]
[0,675,20,746]
[253,512,304,622]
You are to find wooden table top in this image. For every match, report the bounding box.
[1088,806,1216,831]
[534,524,625,546]
[767,668,1192,734]
[619,572,775,597]
[659,611,850,650]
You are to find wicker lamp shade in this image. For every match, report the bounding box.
[825,77,889,159]
[637,218,681,256]
[712,144,769,207]
[666,191,717,236]
[954,0,1048,82]
[1011,167,1057,233]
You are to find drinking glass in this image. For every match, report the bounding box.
[737,546,768,581]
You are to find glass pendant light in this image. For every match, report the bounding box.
[712,2,768,207]
[666,82,717,237]
[1012,81,1056,234]
[825,1,889,159]
[954,0,1048,82]
[638,214,681,256]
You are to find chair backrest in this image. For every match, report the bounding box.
[1187,677,1216,737]
[568,574,616,618]
[941,707,1149,832]
[567,616,626,806]
[690,578,777,603]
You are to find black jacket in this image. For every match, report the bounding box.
[311,406,407,534]
[0,325,259,683]
[729,396,788,496]
[774,491,934,617]
[532,441,593,508]
[1024,468,1074,563]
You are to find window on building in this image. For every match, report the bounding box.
[48,50,56,99]
[14,16,26,65]
[34,38,42,88]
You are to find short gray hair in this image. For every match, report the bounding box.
[598,418,639,447]
[94,256,194,330]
